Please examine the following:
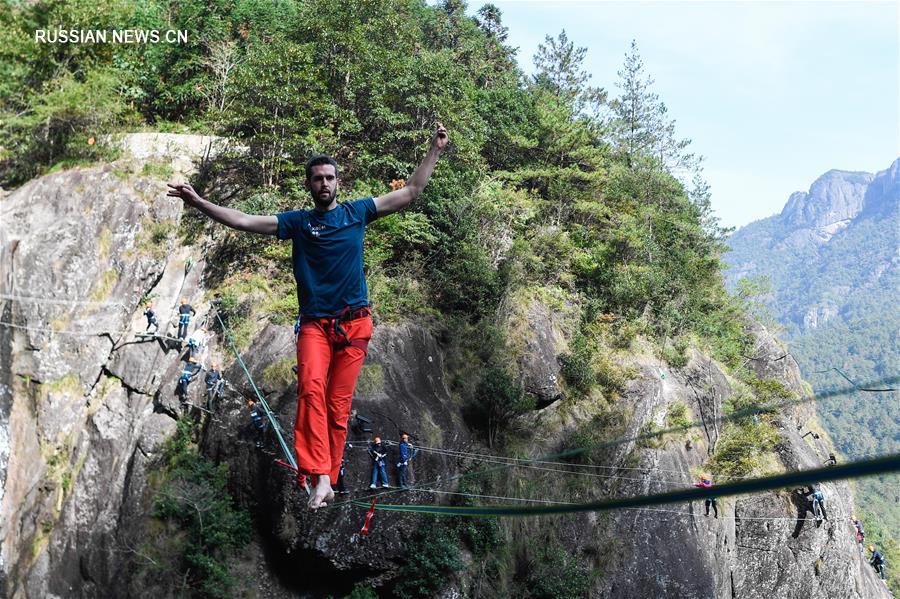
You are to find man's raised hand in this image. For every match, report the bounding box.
[167,182,203,207]
[433,122,449,152]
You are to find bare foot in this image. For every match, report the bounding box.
[308,475,334,510]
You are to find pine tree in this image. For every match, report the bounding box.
[533,30,606,118]
[610,40,696,172]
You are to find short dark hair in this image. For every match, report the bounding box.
[305,154,339,180]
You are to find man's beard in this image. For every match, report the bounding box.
[313,188,337,207]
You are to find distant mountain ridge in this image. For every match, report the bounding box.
[724,158,899,545]
[726,159,898,334]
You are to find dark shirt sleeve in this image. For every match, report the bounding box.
[276,210,306,240]
[349,197,378,225]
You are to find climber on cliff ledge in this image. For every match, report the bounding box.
[143,301,160,334]
[176,357,202,399]
[868,546,887,581]
[368,436,389,489]
[850,514,865,547]
[177,298,196,340]
[167,124,449,510]
[204,362,223,411]
[396,433,416,489]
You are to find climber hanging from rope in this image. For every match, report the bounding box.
[694,473,718,518]
[167,123,449,510]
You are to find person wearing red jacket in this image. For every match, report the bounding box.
[694,474,718,518]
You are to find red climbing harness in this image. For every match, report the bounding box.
[301,306,371,353]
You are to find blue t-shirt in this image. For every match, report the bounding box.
[276,197,378,317]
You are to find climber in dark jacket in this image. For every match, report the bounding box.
[248,400,267,448]
[143,302,159,334]
[204,363,223,410]
[694,474,718,518]
[869,546,886,580]
[177,298,196,340]
[396,433,416,488]
[368,436,389,489]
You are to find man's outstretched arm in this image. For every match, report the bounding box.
[374,123,448,217]
[167,183,278,235]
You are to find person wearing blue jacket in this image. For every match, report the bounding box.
[396,433,416,488]
[176,357,202,399]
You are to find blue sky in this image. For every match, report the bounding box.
[471,1,899,229]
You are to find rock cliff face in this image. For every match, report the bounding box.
[779,170,874,240]
[0,135,890,598]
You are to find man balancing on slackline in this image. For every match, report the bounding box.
[167,123,449,509]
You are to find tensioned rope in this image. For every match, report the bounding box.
[211,305,297,470]
[350,454,900,517]
[329,375,899,510]
[369,442,750,480]
[812,367,898,392]
[0,293,125,307]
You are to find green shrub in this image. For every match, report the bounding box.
[345,583,378,599]
[1,69,134,185]
[707,418,779,478]
[666,401,691,429]
[524,545,591,599]
[262,357,296,389]
[393,520,464,599]
[559,336,595,396]
[661,336,690,368]
[637,421,663,449]
[153,420,251,598]
[463,365,535,448]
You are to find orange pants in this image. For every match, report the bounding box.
[294,314,372,481]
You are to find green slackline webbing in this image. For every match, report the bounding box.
[350,453,900,517]
[329,374,899,510]
[212,306,297,470]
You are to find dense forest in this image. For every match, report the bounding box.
[1,0,894,596]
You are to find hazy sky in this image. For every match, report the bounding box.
[471,1,899,229]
